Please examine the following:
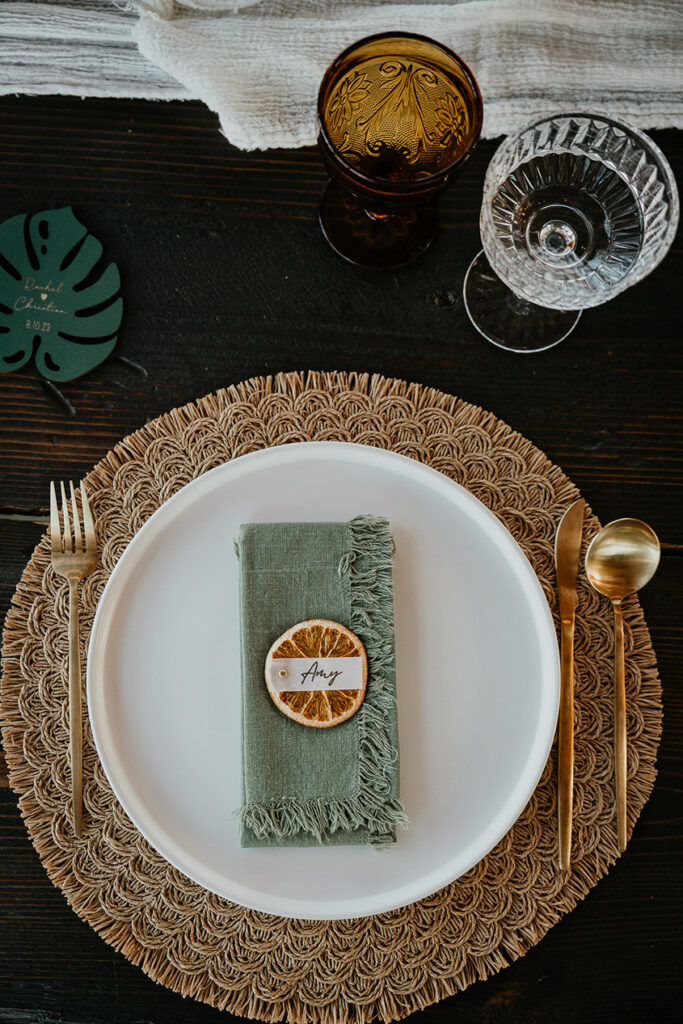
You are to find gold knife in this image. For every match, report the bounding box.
[554,498,586,870]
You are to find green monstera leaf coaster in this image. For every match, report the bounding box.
[0,207,123,381]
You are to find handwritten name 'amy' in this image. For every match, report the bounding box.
[299,660,344,687]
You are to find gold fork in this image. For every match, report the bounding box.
[50,480,97,837]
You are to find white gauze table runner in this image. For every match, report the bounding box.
[1,0,682,150]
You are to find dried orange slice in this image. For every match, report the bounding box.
[264,618,367,729]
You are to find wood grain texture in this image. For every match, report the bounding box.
[0,98,681,533]
[0,94,681,1024]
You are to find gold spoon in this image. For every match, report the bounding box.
[585,519,660,851]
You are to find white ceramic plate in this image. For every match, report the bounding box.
[88,442,559,920]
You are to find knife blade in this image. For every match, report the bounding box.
[554,497,585,870]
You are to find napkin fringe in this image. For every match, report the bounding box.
[240,794,409,849]
[343,515,409,846]
[240,514,409,848]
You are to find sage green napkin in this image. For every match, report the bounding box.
[236,516,408,849]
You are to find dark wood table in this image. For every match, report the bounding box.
[0,96,680,1024]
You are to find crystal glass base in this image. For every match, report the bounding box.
[319,182,437,269]
[464,250,581,353]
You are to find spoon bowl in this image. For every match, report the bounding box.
[585,517,660,852]
[585,518,661,601]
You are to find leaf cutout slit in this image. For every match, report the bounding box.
[59,232,87,273]
[72,250,107,293]
[0,251,21,282]
[75,289,121,319]
[23,215,39,271]
[43,351,60,372]
[3,347,25,363]
[57,328,119,346]
[0,301,12,315]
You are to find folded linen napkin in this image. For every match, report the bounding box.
[236,515,408,848]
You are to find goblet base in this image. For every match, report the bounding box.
[319,182,437,269]
[463,251,581,352]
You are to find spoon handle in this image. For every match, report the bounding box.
[613,600,627,851]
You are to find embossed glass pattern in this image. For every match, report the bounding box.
[464,113,679,352]
[317,33,482,268]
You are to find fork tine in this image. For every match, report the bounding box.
[80,480,96,553]
[70,480,82,551]
[60,481,72,553]
[50,481,61,554]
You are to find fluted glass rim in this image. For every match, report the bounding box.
[316,31,483,193]
[480,111,680,310]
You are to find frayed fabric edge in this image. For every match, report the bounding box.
[240,794,409,848]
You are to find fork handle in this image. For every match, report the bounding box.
[68,577,83,837]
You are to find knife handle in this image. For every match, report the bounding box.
[558,617,575,870]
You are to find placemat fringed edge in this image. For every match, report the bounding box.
[0,370,662,1024]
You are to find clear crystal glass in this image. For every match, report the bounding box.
[464,112,679,352]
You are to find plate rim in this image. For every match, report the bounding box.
[87,440,560,919]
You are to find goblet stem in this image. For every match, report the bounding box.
[463,250,581,353]
[319,182,438,270]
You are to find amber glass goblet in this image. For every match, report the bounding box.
[317,32,483,269]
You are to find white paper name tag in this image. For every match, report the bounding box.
[267,657,363,692]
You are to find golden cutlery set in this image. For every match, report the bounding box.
[555,502,660,868]
[49,480,661,865]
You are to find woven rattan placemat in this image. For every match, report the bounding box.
[1,371,661,1023]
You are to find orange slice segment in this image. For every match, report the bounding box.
[264,618,367,729]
